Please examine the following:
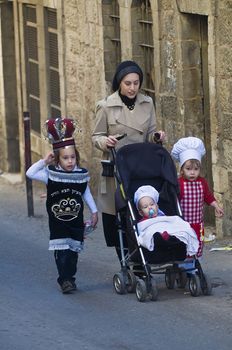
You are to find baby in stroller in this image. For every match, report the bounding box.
[134,185,199,256]
[112,142,213,301]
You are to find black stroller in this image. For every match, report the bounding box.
[110,142,212,302]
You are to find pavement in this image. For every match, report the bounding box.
[1,173,232,350]
[1,171,232,289]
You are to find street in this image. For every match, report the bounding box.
[0,176,232,350]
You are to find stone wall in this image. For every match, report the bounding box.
[0,2,19,172]
[215,0,232,236]
[0,0,231,237]
[62,0,105,195]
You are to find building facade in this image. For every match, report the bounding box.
[0,0,231,237]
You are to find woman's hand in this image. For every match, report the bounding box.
[158,131,165,141]
[44,152,55,165]
[153,131,165,144]
[156,130,165,142]
[106,135,118,148]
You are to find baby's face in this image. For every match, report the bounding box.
[138,196,158,218]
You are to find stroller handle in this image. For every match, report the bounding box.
[116,133,127,141]
[111,133,127,160]
[153,132,163,145]
[109,134,127,186]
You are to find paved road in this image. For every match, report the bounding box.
[0,176,232,350]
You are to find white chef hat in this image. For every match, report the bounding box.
[171,137,206,167]
[134,185,159,209]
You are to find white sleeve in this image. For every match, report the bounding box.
[83,185,98,213]
[26,159,48,184]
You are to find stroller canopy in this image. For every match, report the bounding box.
[115,143,180,216]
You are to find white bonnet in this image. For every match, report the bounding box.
[171,137,206,167]
[134,185,159,209]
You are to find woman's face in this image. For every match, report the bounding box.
[58,146,77,171]
[119,73,140,99]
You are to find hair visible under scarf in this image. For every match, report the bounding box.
[112,60,143,92]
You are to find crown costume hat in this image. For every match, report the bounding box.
[171,136,206,168]
[43,117,77,150]
[134,185,159,209]
[112,60,143,92]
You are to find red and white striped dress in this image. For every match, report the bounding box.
[178,176,216,257]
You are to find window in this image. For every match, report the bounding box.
[132,0,155,101]
[102,0,121,83]
[24,4,41,133]
[45,8,61,118]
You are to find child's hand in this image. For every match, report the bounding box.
[91,212,98,228]
[44,152,55,165]
[215,206,224,218]
[211,201,224,218]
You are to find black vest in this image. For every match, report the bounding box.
[46,166,89,242]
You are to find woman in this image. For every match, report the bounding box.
[92,60,165,262]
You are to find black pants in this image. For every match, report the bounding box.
[54,249,78,285]
[102,212,128,263]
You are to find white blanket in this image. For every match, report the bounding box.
[137,216,199,256]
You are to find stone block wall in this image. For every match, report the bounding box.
[215,1,232,235]
[0,1,19,172]
[0,0,231,236]
[61,0,105,196]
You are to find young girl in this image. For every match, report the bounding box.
[171,136,224,257]
[26,117,98,294]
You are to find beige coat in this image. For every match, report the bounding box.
[92,91,157,215]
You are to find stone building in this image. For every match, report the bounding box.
[0,0,231,237]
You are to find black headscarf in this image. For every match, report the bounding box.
[112,60,143,92]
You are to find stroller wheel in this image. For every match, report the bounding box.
[126,270,137,293]
[113,273,127,295]
[176,268,188,289]
[188,274,201,297]
[149,279,158,301]
[200,273,212,296]
[165,267,176,289]
[135,279,147,302]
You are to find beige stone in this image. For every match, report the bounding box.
[0,0,232,238]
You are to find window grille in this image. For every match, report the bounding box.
[102,0,121,83]
[28,61,39,96]
[45,8,61,118]
[47,8,57,29]
[132,0,155,101]
[110,1,121,64]
[24,4,41,133]
[29,97,41,133]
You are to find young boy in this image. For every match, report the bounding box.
[26,117,98,293]
[134,185,199,256]
[171,136,224,257]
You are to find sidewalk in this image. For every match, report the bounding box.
[1,173,232,350]
[1,173,232,292]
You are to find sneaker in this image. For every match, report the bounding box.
[61,280,76,294]
[71,281,77,290]
[204,234,216,243]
